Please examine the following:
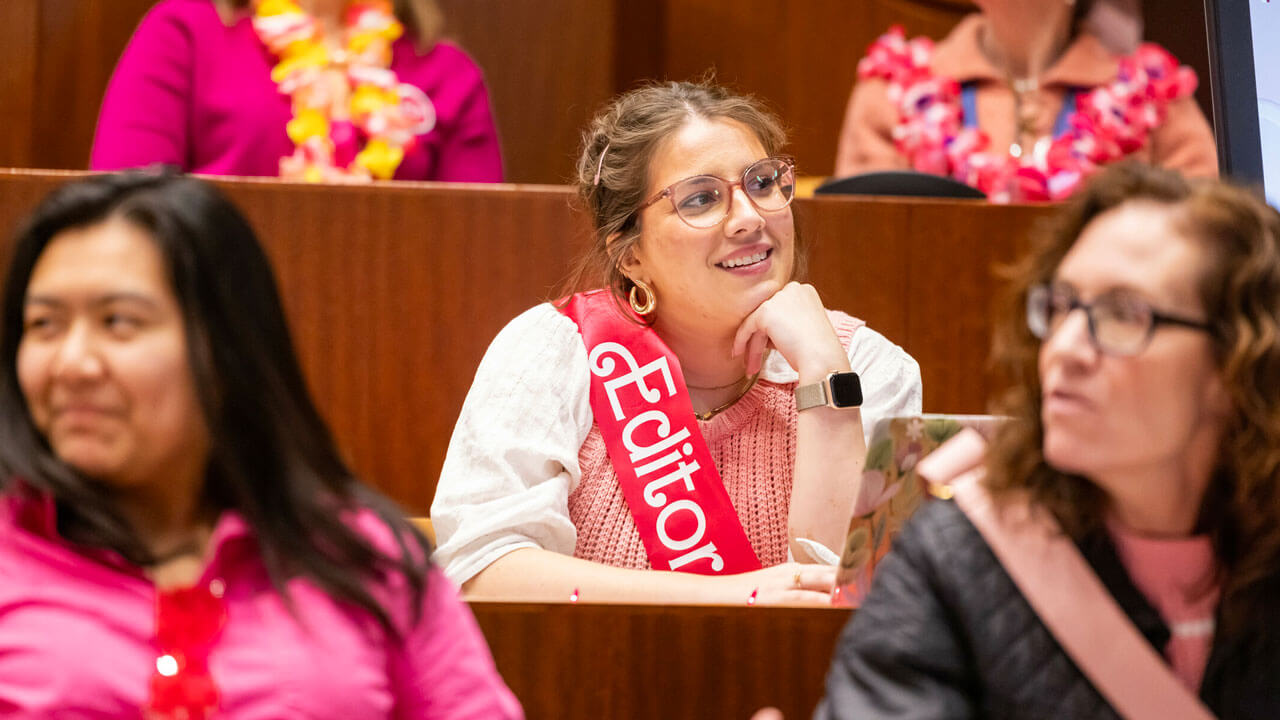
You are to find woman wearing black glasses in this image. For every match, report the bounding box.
[432,81,921,605]
[0,173,521,719]
[815,164,1280,718]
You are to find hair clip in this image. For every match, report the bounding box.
[593,142,611,186]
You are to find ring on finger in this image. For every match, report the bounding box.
[793,571,803,589]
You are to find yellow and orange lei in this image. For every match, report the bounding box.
[251,0,435,182]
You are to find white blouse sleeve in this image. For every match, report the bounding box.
[848,325,924,435]
[430,303,593,587]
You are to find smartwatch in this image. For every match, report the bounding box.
[795,371,863,411]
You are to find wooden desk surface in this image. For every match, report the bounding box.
[0,170,1055,511]
[469,600,853,720]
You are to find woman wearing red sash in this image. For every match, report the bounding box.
[814,165,1280,717]
[432,82,922,605]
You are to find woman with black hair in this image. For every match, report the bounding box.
[0,172,522,719]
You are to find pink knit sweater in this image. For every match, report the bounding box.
[567,312,864,569]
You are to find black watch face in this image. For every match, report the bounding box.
[829,372,863,408]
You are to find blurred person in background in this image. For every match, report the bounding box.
[835,1,1216,202]
[91,0,502,183]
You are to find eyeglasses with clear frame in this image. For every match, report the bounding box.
[637,156,796,229]
[1026,283,1214,357]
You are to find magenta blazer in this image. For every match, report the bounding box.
[91,0,504,182]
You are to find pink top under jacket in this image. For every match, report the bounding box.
[90,0,503,182]
[0,487,523,719]
[1109,520,1219,692]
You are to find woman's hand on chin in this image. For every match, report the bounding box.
[731,282,851,379]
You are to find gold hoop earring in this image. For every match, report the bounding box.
[629,280,657,316]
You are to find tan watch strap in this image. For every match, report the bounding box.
[794,380,829,411]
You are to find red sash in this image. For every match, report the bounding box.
[559,291,762,575]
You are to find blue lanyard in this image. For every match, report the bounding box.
[960,82,1079,139]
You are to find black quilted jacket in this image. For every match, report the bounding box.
[814,499,1280,719]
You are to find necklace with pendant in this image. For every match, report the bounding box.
[1009,74,1043,159]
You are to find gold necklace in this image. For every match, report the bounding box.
[1009,74,1042,159]
[692,371,762,422]
[687,376,749,391]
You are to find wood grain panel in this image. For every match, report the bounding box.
[220,179,595,513]
[613,5,667,92]
[660,0,973,178]
[0,170,1052,511]
[470,601,852,720]
[798,195,1048,413]
[1143,0,1214,124]
[0,0,39,168]
[438,0,617,185]
[33,0,155,170]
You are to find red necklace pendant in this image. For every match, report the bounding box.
[146,581,227,719]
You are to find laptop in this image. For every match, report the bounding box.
[833,414,1005,606]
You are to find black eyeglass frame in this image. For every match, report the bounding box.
[636,156,797,229]
[1026,283,1216,356]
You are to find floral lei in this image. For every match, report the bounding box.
[251,0,436,182]
[857,26,1199,202]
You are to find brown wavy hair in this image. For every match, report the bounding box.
[985,163,1280,635]
[562,79,804,315]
